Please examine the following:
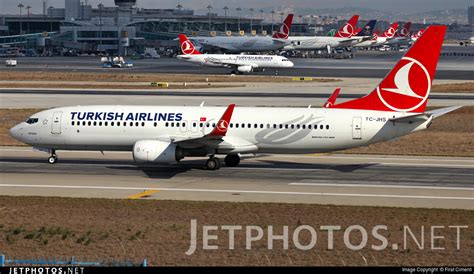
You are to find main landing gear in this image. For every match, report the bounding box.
[224,154,240,167]
[48,150,58,164]
[204,154,241,170]
[205,156,221,170]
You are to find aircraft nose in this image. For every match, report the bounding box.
[287,61,294,67]
[9,123,23,140]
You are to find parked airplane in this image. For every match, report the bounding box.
[355,22,399,48]
[190,14,294,53]
[384,22,412,46]
[176,34,294,74]
[10,26,458,170]
[411,28,425,43]
[282,15,360,52]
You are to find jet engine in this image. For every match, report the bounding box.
[133,140,184,163]
[237,65,253,73]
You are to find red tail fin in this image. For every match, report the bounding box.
[397,22,412,37]
[332,26,446,113]
[272,14,294,39]
[334,15,359,38]
[178,34,201,55]
[382,22,399,38]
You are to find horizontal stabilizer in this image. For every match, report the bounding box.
[426,106,462,118]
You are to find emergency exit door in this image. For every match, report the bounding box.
[51,111,62,134]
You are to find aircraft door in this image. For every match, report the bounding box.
[179,121,188,133]
[51,111,62,134]
[352,117,362,139]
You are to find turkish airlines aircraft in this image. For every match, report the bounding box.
[355,22,399,48]
[176,34,294,74]
[384,22,412,46]
[10,26,459,170]
[283,15,360,52]
[190,14,294,53]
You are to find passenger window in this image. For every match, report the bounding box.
[260,124,264,128]
[248,123,251,128]
[72,121,75,126]
[199,123,203,127]
[235,123,239,128]
[99,122,102,126]
[206,123,210,128]
[285,124,288,129]
[279,124,283,129]
[320,124,324,130]
[93,122,97,126]
[135,122,139,127]
[254,124,258,128]
[267,124,270,129]
[82,121,85,126]
[302,125,306,129]
[130,122,133,126]
[296,124,300,129]
[117,122,120,126]
[154,122,157,127]
[142,122,145,127]
[230,123,233,128]
[111,122,115,126]
[212,123,216,128]
[326,125,330,130]
[308,125,311,129]
[193,122,197,127]
[291,125,294,129]
[165,122,169,127]
[105,122,108,126]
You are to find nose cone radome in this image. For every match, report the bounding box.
[287,60,294,67]
[9,123,23,141]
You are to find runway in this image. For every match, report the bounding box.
[1,147,473,209]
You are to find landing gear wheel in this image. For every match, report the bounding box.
[48,155,58,164]
[224,154,240,167]
[205,157,221,170]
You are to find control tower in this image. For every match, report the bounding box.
[115,0,136,26]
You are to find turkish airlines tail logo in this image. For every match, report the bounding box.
[178,34,201,55]
[331,26,446,113]
[272,14,294,39]
[398,22,412,37]
[334,15,359,38]
[382,23,399,38]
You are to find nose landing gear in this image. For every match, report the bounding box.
[48,150,58,164]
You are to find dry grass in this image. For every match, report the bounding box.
[0,196,472,266]
[1,107,473,156]
[431,82,474,93]
[0,71,340,83]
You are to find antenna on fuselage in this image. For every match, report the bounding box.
[308,105,312,108]
[200,101,205,107]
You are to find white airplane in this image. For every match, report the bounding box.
[176,34,294,74]
[10,26,459,170]
[190,14,294,53]
[355,22,399,48]
[283,15,362,53]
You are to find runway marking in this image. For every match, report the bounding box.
[428,172,474,176]
[127,190,160,200]
[381,163,474,168]
[289,182,474,191]
[0,184,473,201]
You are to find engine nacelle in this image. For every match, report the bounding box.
[133,140,183,163]
[237,65,253,73]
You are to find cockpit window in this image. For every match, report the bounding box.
[26,118,39,124]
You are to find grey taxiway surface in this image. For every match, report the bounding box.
[1,48,473,79]
[0,147,473,209]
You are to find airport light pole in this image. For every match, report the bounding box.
[26,5,31,34]
[299,14,303,35]
[18,3,24,48]
[98,3,103,52]
[271,10,275,33]
[207,5,213,31]
[249,8,254,34]
[236,7,241,31]
[223,6,228,32]
[176,3,183,32]
[259,9,264,33]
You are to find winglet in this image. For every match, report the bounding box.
[324,88,341,108]
[209,104,235,137]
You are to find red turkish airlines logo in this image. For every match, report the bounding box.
[217,120,228,131]
[275,23,289,39]
[377,57,431,112]
[385,27,395,37]
[181,40,194,55]
[337,23,353,38]
[400,27,409,37]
